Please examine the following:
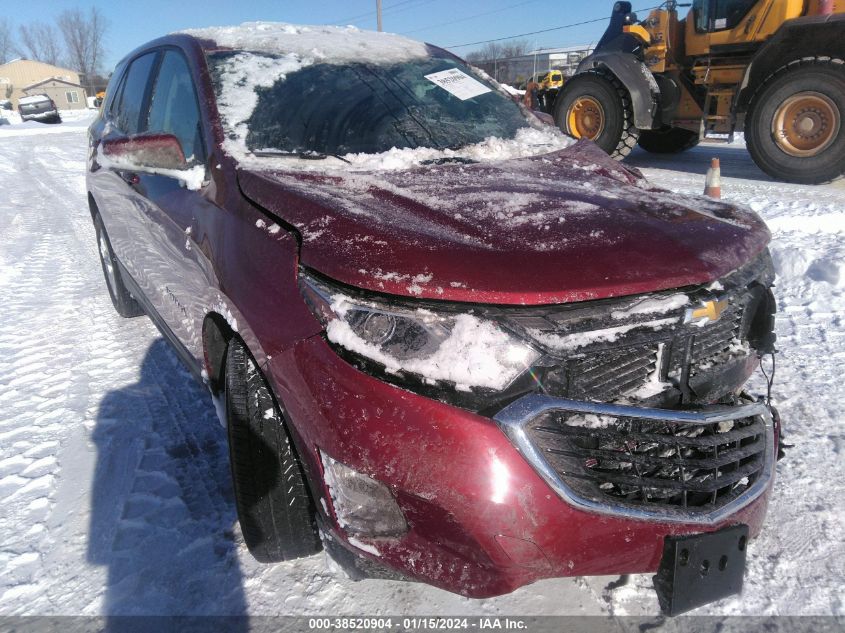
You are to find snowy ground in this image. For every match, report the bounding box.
[0,115,842,619]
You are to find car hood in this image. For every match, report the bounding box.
[238,140,770,305]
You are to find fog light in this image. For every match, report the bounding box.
[320,451,407,537]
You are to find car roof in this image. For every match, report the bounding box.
[119,22,436,69]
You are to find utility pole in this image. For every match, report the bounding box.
[377,0,383,31]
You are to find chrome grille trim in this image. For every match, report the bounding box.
[493,394,775,524]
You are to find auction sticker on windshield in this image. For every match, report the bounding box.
[425,68,492,100]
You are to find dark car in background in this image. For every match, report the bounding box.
[86,23,780,615]
[18,94,61,123]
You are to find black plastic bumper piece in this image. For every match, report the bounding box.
[653,524,749,616]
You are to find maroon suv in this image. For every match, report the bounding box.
[87,23,780,615]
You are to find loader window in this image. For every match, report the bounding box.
[693,0,756,32]
[693,0,711,32]
[715,0,756,30]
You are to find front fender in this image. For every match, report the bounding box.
[576,50,660,129]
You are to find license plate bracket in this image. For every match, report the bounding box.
[652,524,749,616]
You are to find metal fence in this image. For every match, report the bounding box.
[470,45,594,87]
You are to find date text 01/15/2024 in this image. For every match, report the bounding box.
[307,617,528,630]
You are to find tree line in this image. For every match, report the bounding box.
[0,9,108,94]
[464,40,530,84]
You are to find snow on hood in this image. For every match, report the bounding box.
[238,141,771,305]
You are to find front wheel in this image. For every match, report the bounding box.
[94,214,143,318]
[225,338,321,562]
[554,70,639,159]
[746,59,845,184]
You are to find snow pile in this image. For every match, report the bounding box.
[0,110,21,125]
[181,22,429,64]
[337,126,572,172]
[326,294,535,391]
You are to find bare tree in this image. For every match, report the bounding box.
[500,40,529,59]
[465,40,531,83]
[0,18,14,65]
[57,7,107,90]
[17,22,64,66]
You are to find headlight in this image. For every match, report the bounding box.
[299,270,540,392]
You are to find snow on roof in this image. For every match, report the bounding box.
[180,22,430,65]
[18,94,52,105]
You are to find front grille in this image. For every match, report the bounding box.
[568,345,658,402]
[526,410,767,512]
[691,304,744,372]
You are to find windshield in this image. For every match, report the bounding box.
[208,51,532,156]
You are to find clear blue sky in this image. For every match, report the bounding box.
[7,0,655,70]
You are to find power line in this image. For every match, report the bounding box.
[331,0,431,26]
[400,0,544,36]
[444,5,660,49]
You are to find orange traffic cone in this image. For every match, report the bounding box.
[704,158,721,199]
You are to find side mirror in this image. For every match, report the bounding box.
[102,133,187,171]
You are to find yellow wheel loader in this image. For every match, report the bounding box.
[554,0,845,183]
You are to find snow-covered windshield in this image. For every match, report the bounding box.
[207,51,532,156]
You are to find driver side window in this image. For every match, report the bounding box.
[146,50,206,164]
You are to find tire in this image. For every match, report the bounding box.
[225,338,321,562]
[94,214,144,318]
[746,58,845,184]
[554,69,639,160]
[637,126,700,153]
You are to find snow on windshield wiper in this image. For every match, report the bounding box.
[419,156,478,165]
[251,149,351,163]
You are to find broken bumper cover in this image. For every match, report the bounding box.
[274,336,776,599]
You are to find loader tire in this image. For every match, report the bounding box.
[746,58,845,184]
[554,69,639,160]
[637,126,700,153]
[225,338,321,562]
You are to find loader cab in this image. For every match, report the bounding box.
[691,0,757,33]
[684,0,805,56]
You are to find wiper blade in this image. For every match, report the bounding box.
[419,156,478,166]
[251,150,351,163]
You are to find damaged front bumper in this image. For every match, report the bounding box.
[278,336,778,610]
[493,393,776,615]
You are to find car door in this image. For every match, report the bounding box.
[130,48,218,358]
[92,51,163,294]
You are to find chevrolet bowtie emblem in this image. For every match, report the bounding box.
[685,298,728,324]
